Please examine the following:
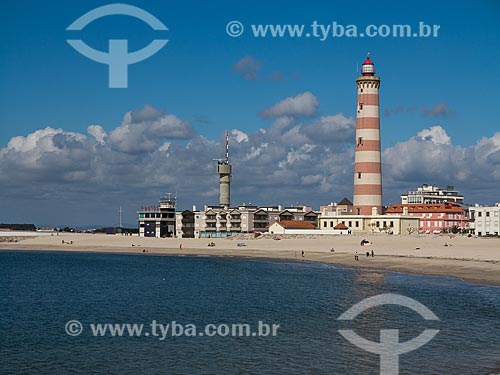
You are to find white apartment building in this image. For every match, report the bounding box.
[176,204,318,238]
[401,184,464,205]
[470,203,500,236]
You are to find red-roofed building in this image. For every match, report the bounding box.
[268,220,318,234]
[385,203,468,233]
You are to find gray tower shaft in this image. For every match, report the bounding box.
[217,162,231,207]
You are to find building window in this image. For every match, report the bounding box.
[323,222,327,228]
[477,212,482,217]
[390,221,394,227]
[358,172,362,179]
[357,137,363,146]
[355,221,359,227]
[330,222,333,227]
[360,88,363,93]
[359,104,363,110]
[349,221,352,227]
[486,212,490,217]
[376,221,380,227]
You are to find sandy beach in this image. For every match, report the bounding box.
[1,233,499,286]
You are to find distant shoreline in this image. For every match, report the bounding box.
[2,233,499,287]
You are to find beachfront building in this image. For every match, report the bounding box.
[175,210,195,238]
[318,208,420,235]
[401,184,464,205]
[269,220,350,235]
[469,203,500,236]
[175,204,318,238]
[320,198,354,216]
[385,202,468,233]
[268,220,315,234]
[353,55,383,216]
[137,194,176,237]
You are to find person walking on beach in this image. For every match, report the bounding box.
[371,249,374,257]
[179,243,183,250]
[301,250,305,259]
[355,251,359,261]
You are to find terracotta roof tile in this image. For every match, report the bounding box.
[386,203,464,214]
[276,220,315,229]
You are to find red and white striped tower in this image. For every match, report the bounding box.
[353,54,382,216]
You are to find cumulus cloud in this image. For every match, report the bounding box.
[232,56,262,80]
[0,127,90,182]
[301,114,355,144]
[108,105,195,154]
[231,129,249,143]
[0,99,498,226]
[260,92,319,119]
[87,125,107,144]
[417,125,451,145]
[383,126,500,203]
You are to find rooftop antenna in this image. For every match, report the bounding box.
[225,130,229,162]
[119,206,123,228]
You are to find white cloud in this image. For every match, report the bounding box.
[108,105,195,154]
[87,125,107,144]
[260,92,319,119]
[231,129,249,143]
[417,125,452,145]
[0,98,498,226]
[158,142,171,152]
[301,114,355,143]
[383,127,500,203]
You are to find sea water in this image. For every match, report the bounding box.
[0,251,499,374]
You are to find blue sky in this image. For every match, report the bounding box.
[0,0,499,226]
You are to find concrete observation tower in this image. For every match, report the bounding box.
[353,54,383,215]
[215,131,232,208]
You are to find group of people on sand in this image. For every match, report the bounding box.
[355,249,374,261]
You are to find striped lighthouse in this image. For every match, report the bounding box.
[353,54,383,216]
